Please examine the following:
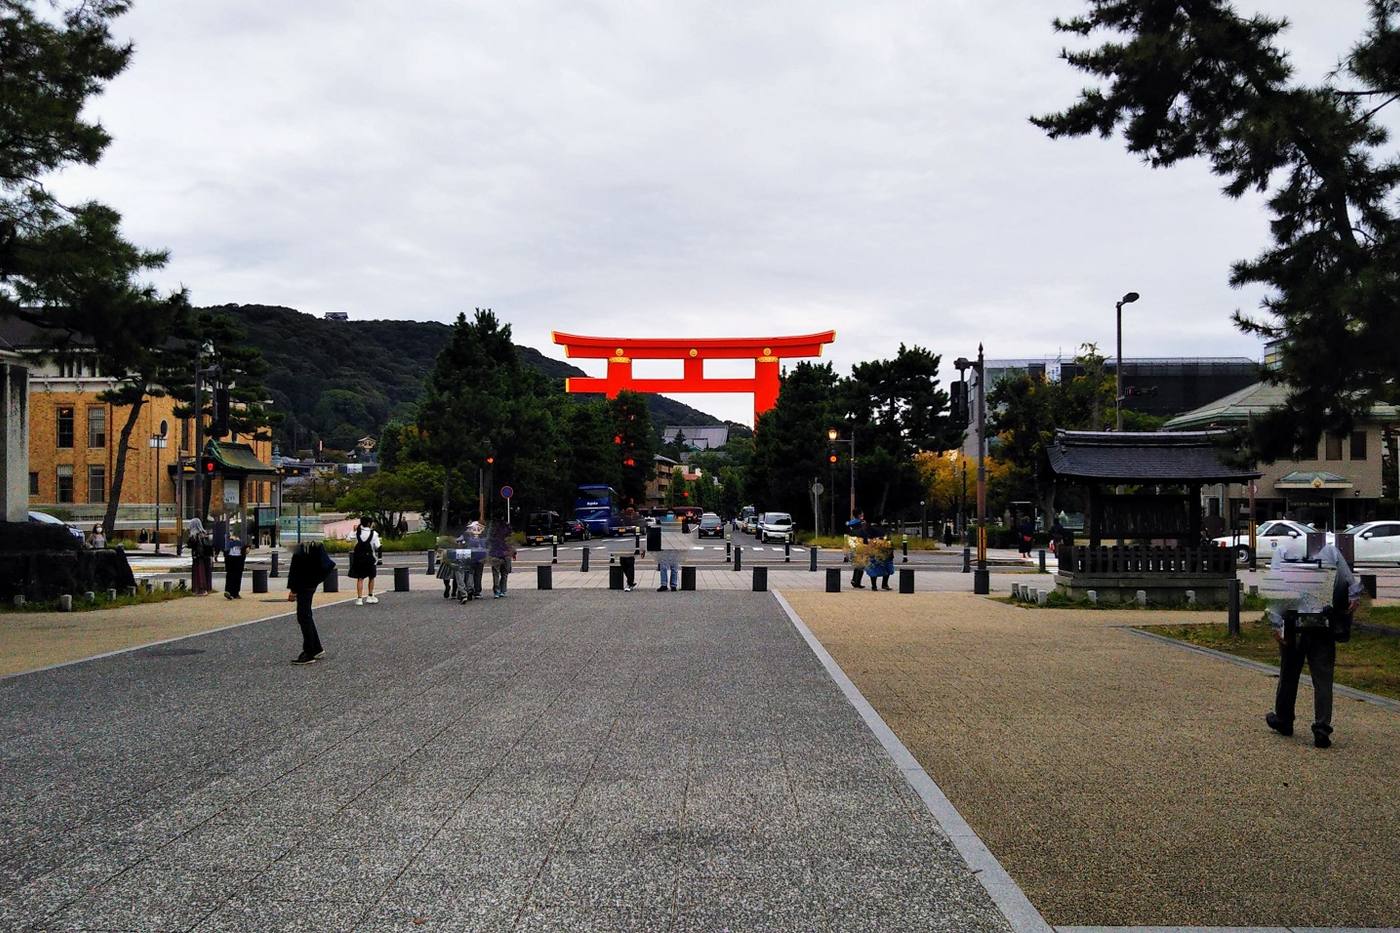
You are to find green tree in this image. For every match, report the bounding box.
[163,310,279,443]
[749,362,841,525]
[1034,0,1400,461]
[334,462,444,538]
[2,1,190,535]
[609,391,656,508]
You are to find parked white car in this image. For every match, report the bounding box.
[1212,519,1320,563]
[1337,520,1400,565]
[757,512,794,544]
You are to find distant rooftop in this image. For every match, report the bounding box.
[324,311,349,321]
[662,425,730,450]
[1165,382,1400,430]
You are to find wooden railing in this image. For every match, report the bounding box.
[1059,545,1235,576]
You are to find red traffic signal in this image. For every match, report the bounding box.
[828,454,838,464]
[485,455,495,465]
[682,491,689,498]
[613,434,622,445]
[624,457,636,467]
[199,456,216,474]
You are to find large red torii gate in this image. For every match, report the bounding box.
[552,331,836,426]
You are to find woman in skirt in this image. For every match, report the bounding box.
[348,517,381,606]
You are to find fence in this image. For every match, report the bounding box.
[1060,544,1235,576]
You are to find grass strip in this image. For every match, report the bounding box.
[0,588,192,615]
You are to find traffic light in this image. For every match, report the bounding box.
[949,380,969,428]
[211,387,230,437]
[485,455,494,465]
[198,456,216,475]
[624,457,636,467]
[613,434,623,445]
[827,446,838,464]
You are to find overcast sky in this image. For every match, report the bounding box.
[50,0,1383,423]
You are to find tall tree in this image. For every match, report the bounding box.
[2,0,189,535]
[609,391,656,508]
[749,362,842,524]
[1034,0,1400,461]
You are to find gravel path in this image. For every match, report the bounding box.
[785,590,1400,928]
[0,589,1009,932]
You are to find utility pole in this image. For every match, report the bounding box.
[975,343,989,594]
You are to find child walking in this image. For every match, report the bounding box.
[348,517,381,606]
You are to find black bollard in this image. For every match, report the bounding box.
[551,541,558,564]
[725,541,732,563]
[809,546,818,572]
[962,547,971,574]
[1036,549,1046,572]
[394,566,410,592]
[251,569,269,594]
[1361,573,1377,598]
[733,547,742,572]
[898,568,914,594]
[609,565,624,590]
[537,565,552,590]
[784,541,791,562]
[634,533,641,555]
[902,539,909,563]
[270,550,280,578]
[1228,578,1241,636]
[581,547,590,573]
[426,550,437,575]
[752,566,768,591]
[681,566,696,591]
[323,567,339,593]
[825,567,841,592]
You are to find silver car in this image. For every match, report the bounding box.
[758,512,794,543]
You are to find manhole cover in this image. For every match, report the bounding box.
[138,647,205,658]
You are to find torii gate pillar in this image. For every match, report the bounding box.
[553,332,835,427]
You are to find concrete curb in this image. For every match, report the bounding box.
[1058,927,1398,932]
[1126,627,1400,714]
[771,588,1053,933]
[0,595,360,682]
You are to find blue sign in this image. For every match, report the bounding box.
[500,485,514,499]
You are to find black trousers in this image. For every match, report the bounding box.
[620,555,636,587]
[1275,626,1336,736]
[851,565,864,587]
[224,555,246,596]
[295,589,322,657]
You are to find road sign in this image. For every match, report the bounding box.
[500,485,514,499]
[811,482,824,496]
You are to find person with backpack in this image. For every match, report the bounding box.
[1264,542,1360,749]
[348,517,381,606]
[286,542,334,665]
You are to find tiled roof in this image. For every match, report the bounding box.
[207,440,277,476]
[1047,430,1261,483]
[1165,382,1400,429]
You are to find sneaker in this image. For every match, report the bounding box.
[313,650,325,660]
[623,585,632,592]
[224,592,233,600]
[493,592,502,599]
[1313,730,1332,749]
[1265,712,1293,737]
[366,595,379,604]
[670,586,678,592]
[355,597,364,606]
[658,585,669,592]
[292,653,318,665]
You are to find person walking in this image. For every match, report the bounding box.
[457,521,486,603]
[486,517,516,598]
[87,525,106,549]
[847,511,870,589]
[285,542,332,665]
[187,518,214,595]
[1265,542,1360,749]
[223,528,247,599]
[348,517,381,606]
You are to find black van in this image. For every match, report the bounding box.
[525,510,561,545]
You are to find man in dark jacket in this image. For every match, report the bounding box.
[285,543,331,664]
[848,511,870,589]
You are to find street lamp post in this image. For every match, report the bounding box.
[150,420,168,553]
[955,347,989,594]
[1115,291,1140,431]
[827,426,856,519]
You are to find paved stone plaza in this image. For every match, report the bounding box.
[0,590,1011,932]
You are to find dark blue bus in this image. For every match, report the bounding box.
[575,484,622,536]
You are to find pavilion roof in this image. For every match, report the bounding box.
[1047,430,1261,483]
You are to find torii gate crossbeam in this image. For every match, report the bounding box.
[552,331,836,426]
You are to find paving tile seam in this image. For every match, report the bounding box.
[1122,627,1400,714]
[25,598,567,923]
[770,588,1049,933]
[342,636,616,932]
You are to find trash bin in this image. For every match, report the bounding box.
[646,526,662,552]
[898,568,914,594]
[537,565,553,590]
[825,568,841,592]
[609,565,624,590]
[251,569,269,593]
[752,566,768,592]
[394,566,411,592]
[681,566,696,591]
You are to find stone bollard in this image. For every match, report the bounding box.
[898,568,914,593]
[163,581,173,592]
[125,586,136,597]
[271,550,280,578]
[608,565,624,590]
[537,565,552,591]
[1136,589,1147,608]
[809,546,818,572]
[323,568,339,593]
[752,566,768,592]
[59,594,73,611]
[13,595,25,607]
[733,547,742,572]
[426,550,437,576]
[1185,589,1197,607]
[581,547,590,573]
[825,567,841,592]
[1087,590,1098,606]
[1035,589,1048,606]
[394,566,411,592]
[175,579,186,591]
[106,589,117,602]
[681,566,696,591]
[83,591,95,602]
[252,569,269,594]
[1011,583,1022,600]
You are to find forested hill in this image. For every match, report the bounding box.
[203,304,738,452]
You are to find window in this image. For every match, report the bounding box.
[1325,434,1343,461]
[56,406,74,448]
[1350,430,1367,460]
[29,472,38,496]
[87,465,106,503]
[56,465,74,503]
[87,406,106,448]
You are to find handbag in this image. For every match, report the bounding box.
[319,546,336,579]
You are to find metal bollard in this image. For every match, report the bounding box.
[1038,549,1047,573]
[752,566,768,591]
[251,569,269,593]
[825,567,841,592]
[1361,573,1377,598]
[733,547,742,572]
[962,547,971,573]
[394,566,410,592]
[902,538,909,563]
[809,546,818,572]
[609,565,624,590]
[426,550,437,575]
[681,566,696,590]
[323,568,339,593]
[725,541,732,562]
[1227,579,1241,636]
[551,541,558,564]
[899,568,914,593]
[581,547,590,573]
[537,565,552,591]
[784,541,791,562]
[634,533,640,555]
